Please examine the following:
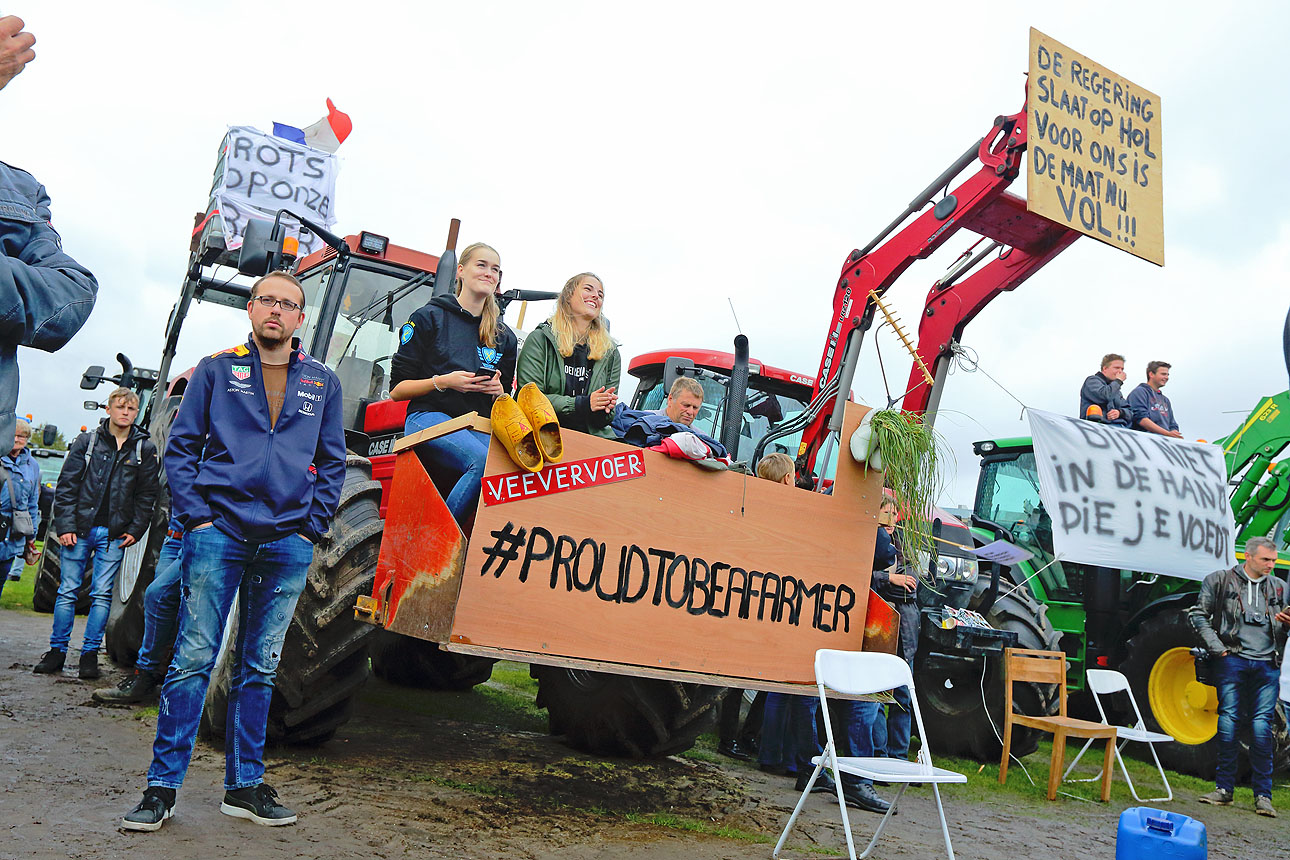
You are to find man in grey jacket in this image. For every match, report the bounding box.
[0,15,99,442]
[1189,537,1288,817]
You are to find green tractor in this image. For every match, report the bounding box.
[957,391,1290,776]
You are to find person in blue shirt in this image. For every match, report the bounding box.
[1127,360,1183,438]
[121,271,346,832]
[0,418,40,600]
[0,16,98,447]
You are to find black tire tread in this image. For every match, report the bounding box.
[533,666,724,758]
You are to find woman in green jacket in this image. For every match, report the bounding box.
[516,272,621,438]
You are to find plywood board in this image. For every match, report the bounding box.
[449,402,884,686]
[1027,28,1164,266]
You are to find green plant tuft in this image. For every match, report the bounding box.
[869,410,945,567]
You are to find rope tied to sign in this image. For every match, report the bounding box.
[949,342,1030,421]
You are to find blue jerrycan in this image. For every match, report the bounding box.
[1116,807,1206,860]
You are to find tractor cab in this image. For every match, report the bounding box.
[627,349,837,475]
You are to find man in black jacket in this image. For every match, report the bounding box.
[35,388,159,679]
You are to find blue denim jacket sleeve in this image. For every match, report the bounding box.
[0,162,98,351]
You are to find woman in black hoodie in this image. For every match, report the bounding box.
[390,242,517,525]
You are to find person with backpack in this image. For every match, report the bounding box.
[0,418,40,599]
[34,388,159,679]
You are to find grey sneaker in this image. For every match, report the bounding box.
[220,783,297,826]
[1199,788,1234,805]
[120,787,176,832]
[1256,795,1277,817]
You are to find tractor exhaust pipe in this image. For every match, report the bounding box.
[721,334,750,460]
[432,218,462,298]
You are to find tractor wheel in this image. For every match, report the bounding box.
[917,580,1063,761]
[1120,609,1290,778]
[369,631,495,691]
[203,455,382,745]
[31,522,91,614]
[104,394,182,666]
[103,488,170,667]
[532,665,724,758]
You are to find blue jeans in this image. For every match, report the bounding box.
[135,528,183,675]
[1215,654,1279,797]
[50,526,124,652]
[146,525,312,791]
[835,699,880,787]
[871,686,913,759]
[759,692,792,771]
[786,694,822,777]
[406,410,489,524]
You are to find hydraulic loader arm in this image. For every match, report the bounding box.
[798,94,1081,478]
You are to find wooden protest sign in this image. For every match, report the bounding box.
[1027,29,1164,266]
[1028,409,1235,579]
[445,403,886,687]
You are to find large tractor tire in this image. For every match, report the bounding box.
[1120,609,1290,778]
[103,489,171,667]
[369,630,495,690]
[532,665,724,758]
[917,579,1063,761]
[104,394,182,666]
[203,455,382,746]
[31,522,90,614]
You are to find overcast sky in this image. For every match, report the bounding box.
[9,1,1288,505]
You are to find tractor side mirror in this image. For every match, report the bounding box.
[237,218,277,276]
[237,218,297,277]
[662,357,695,399]
[41,424,57,447]
[83,400,100,411]
[80,365,104,390]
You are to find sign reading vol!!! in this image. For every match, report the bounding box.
[1027,29,1164,266]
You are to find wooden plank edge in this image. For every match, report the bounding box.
[392,411,492,453]
[446,643,894,702]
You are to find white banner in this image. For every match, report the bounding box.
[213,126,338,257]
[1027,409,1236,580]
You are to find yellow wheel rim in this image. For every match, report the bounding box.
[1148,647,1218,745]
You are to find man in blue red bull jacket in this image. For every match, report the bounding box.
[0,16,98,443]
[122,271,346,832]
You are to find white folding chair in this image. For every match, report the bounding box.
[773,650,966,860]
[1062,668,1173,802]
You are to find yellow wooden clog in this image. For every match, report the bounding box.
[490,394,544,473]
[517,382,563,463]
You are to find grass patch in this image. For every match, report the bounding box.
[133,706,159,720]
[625,811,770,843]
[932,739,1290,810]
[358,660,547,734]
[0,553,38,612]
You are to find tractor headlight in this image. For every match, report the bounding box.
[933,554,979,582]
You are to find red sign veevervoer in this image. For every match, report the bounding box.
[482,449,647,506]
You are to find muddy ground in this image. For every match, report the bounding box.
[2,608,1287,860]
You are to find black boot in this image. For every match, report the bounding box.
[33,649,65,674]
[79,650,101,680]
[93,669,162,706]
[843,782,892,814]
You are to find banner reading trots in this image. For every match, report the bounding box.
[211,125,339,257]
[1028,409,1236,580]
